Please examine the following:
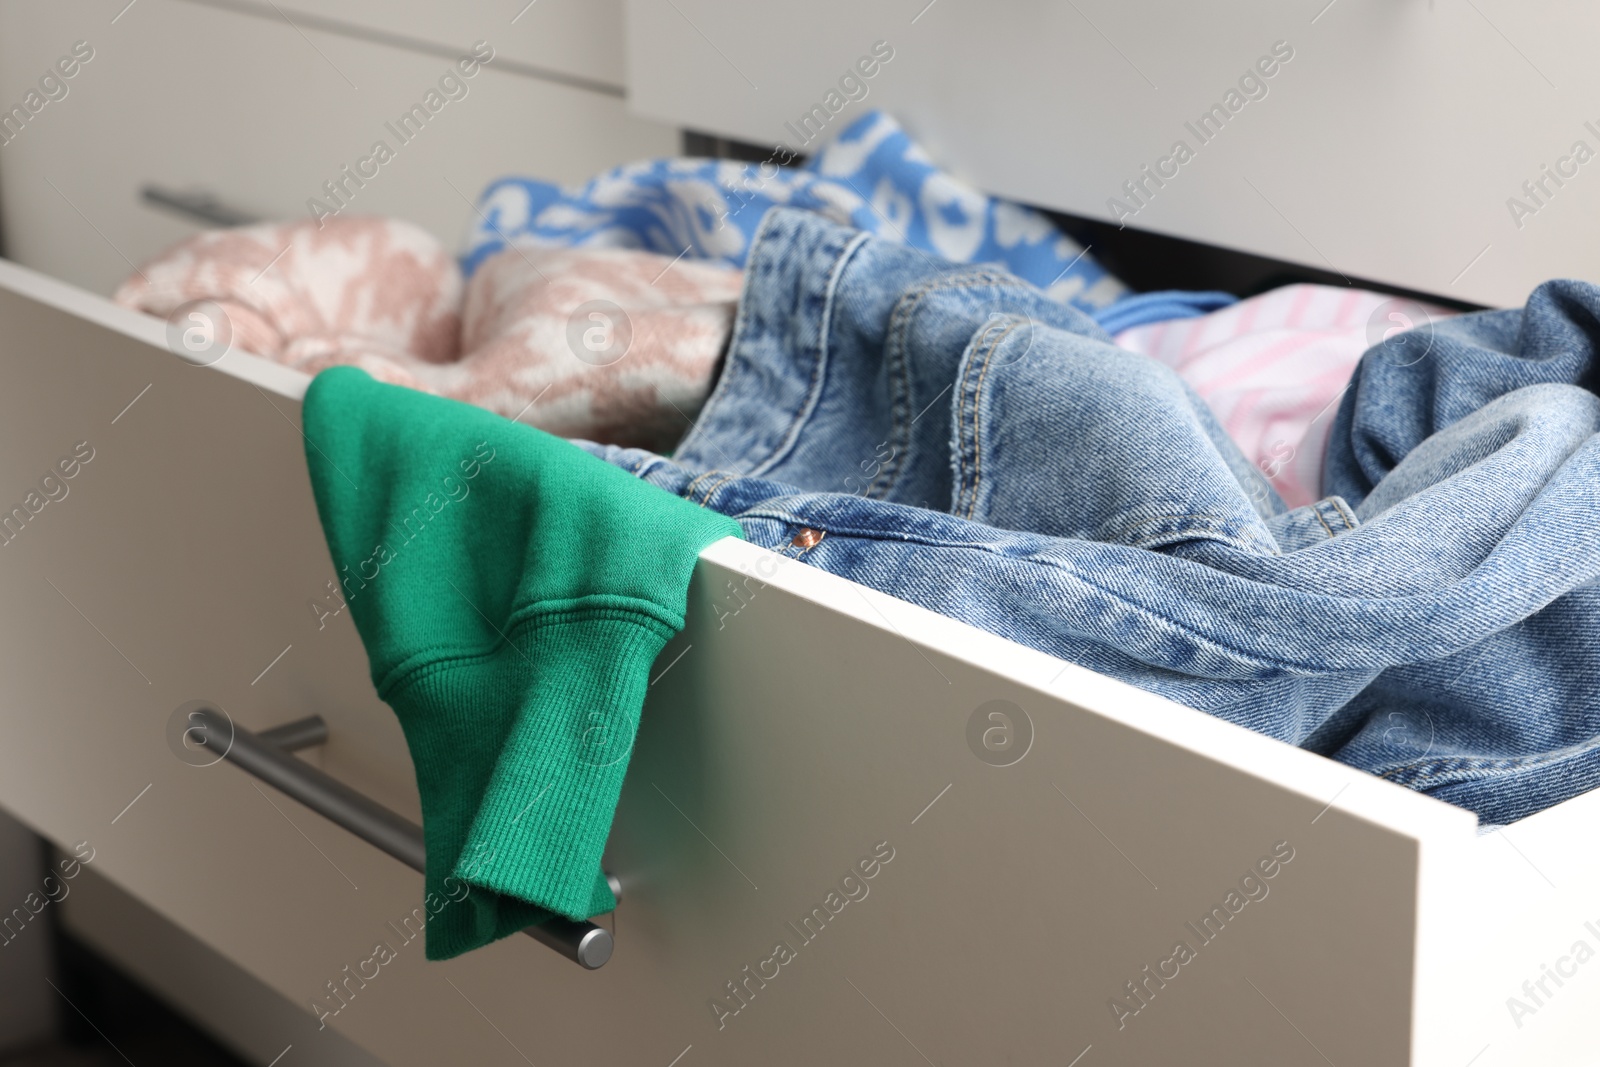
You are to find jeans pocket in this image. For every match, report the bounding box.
[952,314,1281,553]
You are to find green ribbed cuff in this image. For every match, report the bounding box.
[450,610,673,920]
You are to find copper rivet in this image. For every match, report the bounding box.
[790,527,822,548]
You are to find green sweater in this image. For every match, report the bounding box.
[302,367,741,959]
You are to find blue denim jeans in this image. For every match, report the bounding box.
[586,208,1600,826]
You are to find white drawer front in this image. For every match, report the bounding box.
[0,263,1539,1066]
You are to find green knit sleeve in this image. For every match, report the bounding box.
[303,366,741,959]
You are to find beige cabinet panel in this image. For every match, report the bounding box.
[0,0,676,294]
[196,0,631,90]
[626,0,1600,308]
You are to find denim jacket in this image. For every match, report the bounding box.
[586,208,1600,826]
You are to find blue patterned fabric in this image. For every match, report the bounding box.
[460,111,1129,314]
[1095,290,1238,335]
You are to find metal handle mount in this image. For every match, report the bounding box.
[192,709,614,969]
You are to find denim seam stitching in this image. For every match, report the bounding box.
[1313,506,1336,539]
[954,316,1007,518]
[959,317,1023,519]
[1093,513,1269,550]
[684,469,730,502]
[733,508,1337,672]
[694,472,742,507]
[748,228,875,479]
[671,211,779,467]
[874,283,922,499]
[629,453,667,480]
[1377,732,1600,786]
[874,271,1026,501]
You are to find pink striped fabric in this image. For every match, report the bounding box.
[1114,284,1455,508]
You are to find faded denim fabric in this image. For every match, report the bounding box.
[588,208,1600,825]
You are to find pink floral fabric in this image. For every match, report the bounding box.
[459,247,740,449]
[115,217,742,451]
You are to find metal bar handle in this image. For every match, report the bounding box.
[191,709,614,969]
[139,185,263,228]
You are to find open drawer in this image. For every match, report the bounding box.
[0,256,1592,1065]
